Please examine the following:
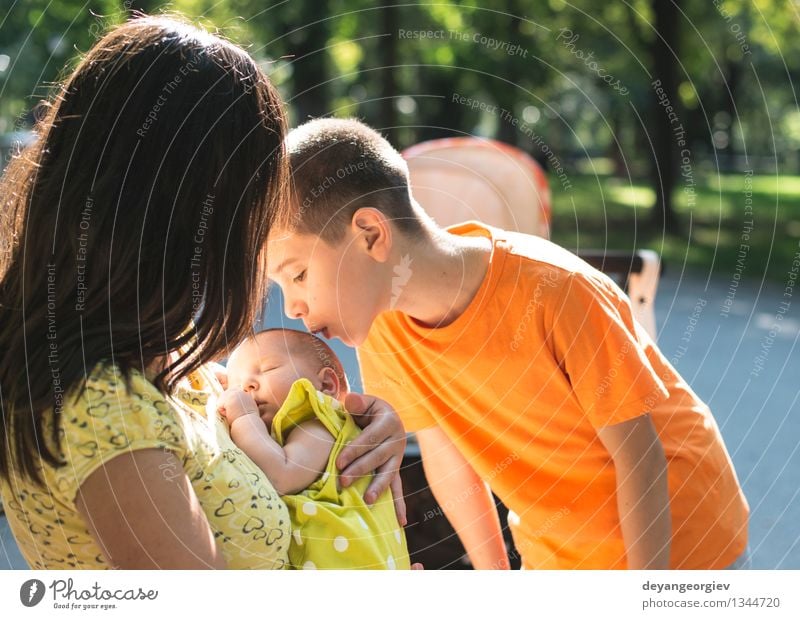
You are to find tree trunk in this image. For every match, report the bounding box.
[417,70,466,142]
[290,3,330,122]
[722,59,741,162]
[377,0,400,145]
[608,104,627,177]
[494,9,525,147]
[650,0,682,232]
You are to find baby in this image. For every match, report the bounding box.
[218,328,410,570]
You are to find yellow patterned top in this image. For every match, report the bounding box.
[0,363,290,569]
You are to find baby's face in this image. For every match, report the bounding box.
[226,334,333,427]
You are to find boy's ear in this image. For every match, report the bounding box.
[317,366,341,398]
[351,208,392,262]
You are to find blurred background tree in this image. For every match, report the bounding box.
[2,0,798,278]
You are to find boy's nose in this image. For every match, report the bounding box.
[285,297,308,320]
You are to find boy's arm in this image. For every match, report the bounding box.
[596,413,671,569]
[221,390,333,495]
[416,426,510,569]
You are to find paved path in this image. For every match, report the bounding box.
[652,270,799,569]
[2,271,797,569]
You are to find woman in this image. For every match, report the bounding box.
[0,16,407,569]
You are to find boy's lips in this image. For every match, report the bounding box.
[311,326,331,339]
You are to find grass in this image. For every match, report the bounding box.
[549,171,800,283]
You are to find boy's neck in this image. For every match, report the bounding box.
[392,224,492,329]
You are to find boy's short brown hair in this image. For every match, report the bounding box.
[282,118,425,243]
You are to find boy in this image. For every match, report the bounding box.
[218,328,410,569]
[267,118,749,570]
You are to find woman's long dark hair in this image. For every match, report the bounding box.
[0,16,288,485]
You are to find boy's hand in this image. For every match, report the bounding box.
[217,388,259,425]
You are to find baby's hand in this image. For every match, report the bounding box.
[217,388,259,424]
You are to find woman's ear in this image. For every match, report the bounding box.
[351,208,392,262]
[317,366,341,398]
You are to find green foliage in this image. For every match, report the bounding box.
[1,0,798,277]
[551,170,800,282]
[0,0,124,130]
[2,0,796,154]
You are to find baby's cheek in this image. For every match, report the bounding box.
[264,375,291,402]
[225,373,241,389]
[279,382,298,404]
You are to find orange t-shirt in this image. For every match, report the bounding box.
[358,221,748,569]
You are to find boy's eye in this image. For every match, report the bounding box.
[293,270,306,283]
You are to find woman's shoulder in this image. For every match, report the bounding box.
[48,362,188,502]
[60,362,178,426]
[77,361,160,400]
[73,361,212,413]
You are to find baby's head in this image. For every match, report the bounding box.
[267,118,435,346]
[226,328,348,427]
